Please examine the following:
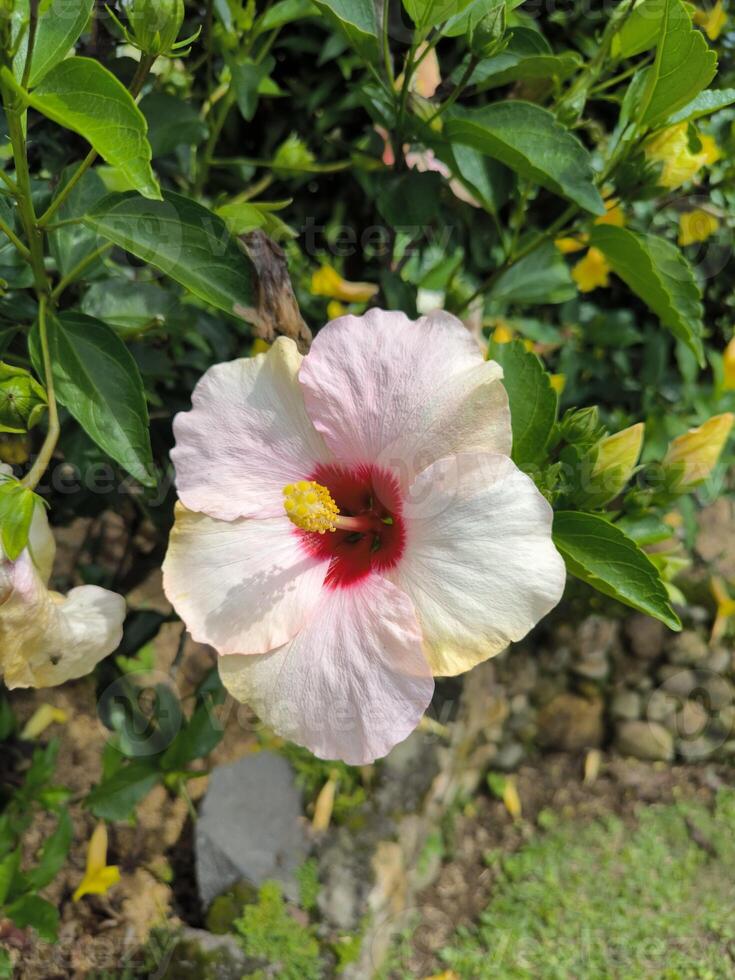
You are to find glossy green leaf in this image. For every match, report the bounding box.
[13,0,94,88]
[590,225,704,364]
[611,0,663,58]
[446,103,605,214]
[30,312,155,486]
[48,166,108,278]
[310,0,378,61]
[7,58,160,200]
[86,760,160,821]
[490,241,575,305]
[667,88,735,124]
[0,482,37,561]
[7,894,59,942]
[140,92,209,157]
[639,0,717,128]
[25,812,73,891]
[81,279,183,338]
[82,191,255,315]
[487,339,557,467]
[229,55,275,122]
[161,701,224,771]
[553,511,681,630]
[403,0,473,30]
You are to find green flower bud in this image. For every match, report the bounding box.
[0,362,47,434]
[467,0,506,58]
[124,0,185,56]
[559,406,602,446]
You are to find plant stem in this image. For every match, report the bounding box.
[3,103,47,294]
[51,241,113,302]
[37,54,156,229]
[20,0,39,88]
[425,55,478,127]
[22,296,59,491]
[0,214,30,260]
[195,88,236,196]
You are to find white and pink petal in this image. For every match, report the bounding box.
[163,506,329,656]
[390,453,566,677]
[219,575,434,765]
[172,338,331,522]
[299,309,511,491]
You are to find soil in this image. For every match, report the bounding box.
[400,753,731,978]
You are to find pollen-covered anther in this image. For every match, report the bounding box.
[283,481,340,533]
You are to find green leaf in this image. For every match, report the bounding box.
[81,279,183,338]
[0,850,19,905]
[6,894,59,942]
[667,88,735,124]
[86,760,160,821]
[553,511,681,630]
[445,103,605,214]
[82,191,255,315]
[0,482,37,561]
[257,0,315,31]
[487,339,557,467]
[403,0,473,30]
[48,166,108,278]
[639,0,717,129]
[25,811,72,891]
[490,241,575,305]
[454,30,581,91]
[611,0,663,58]
[13,0,94,88]
[140,92,209,157]
[5,58,160,200]
[30,312,155,485]
[445,143,513,214]
[229,55,275,122]
[590,225,704,365]
[310,0,378,61]
[160,701,224,771]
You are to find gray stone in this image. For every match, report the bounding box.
[704,645,731,674]
[195,751,308,911]
[615,720,674,762]
[611,689,642,721]
[677,734,718,763]
[625,615,666,661]
[672,700,709,740]
[667,631,709,666]
[698,675,734,711]
[660,668,697,699]
[493,740,524,771]
[572,649,609,681]
[645,689,678,723]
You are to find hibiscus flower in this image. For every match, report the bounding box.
[0,466,126,689]
[163,311,565,764]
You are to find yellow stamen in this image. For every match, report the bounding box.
[283,481,340,533]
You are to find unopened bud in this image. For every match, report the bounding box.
[123,0,185,56]
[663,413,734,490]
[0,362,47,434]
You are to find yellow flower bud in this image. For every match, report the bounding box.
[595,200,625,228]
[310,265,379,303]
[723,336,735,391]
[572,247,611,292]
[492,321,514,343]
[73,822,121,902]
[549,374,566,395]
[693,1,727,40]
[644,124,720,189]
[663,413,734,489]
[593,422,645,484]
[327,300,347,321]
[678,209,719,246]
[554,236,586,254]
[20,704,68,741]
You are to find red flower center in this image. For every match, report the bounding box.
[299,464,406,589]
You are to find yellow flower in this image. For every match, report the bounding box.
[326,300,347,321]
[20,704,68,741]
[73,822,121,902]
[678,209,720,246]
[549,373,566,395]
[492,321,514,343]
[663,412,734,489]
[310,265,378,304]
[595,200,625,227]
[572,247,611,292]
[711,577,735,642]
[592,422,645,490]
[645,123,720,189]
[554,236,586,254]
[723,335,735,390]
[694,0,727,40]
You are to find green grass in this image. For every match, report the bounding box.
[435,790,735,980]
